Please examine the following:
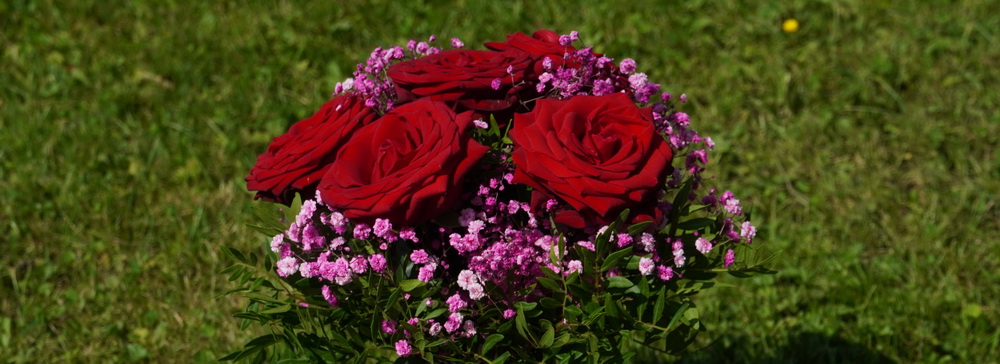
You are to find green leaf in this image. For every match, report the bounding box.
[424,308,448,320]
[676,218,715,231]
[260,304,291,315]
[666,302,690,331]
[564,304,583,322]
[652,287,666,324]
[399,279,425,292]
[514,302,537,345]
[482,334,505,355]
[493,351,512,364]
[627,221,653,235]
[539,266,562,282]
[539,297,561,310]
[600,247,634,272]
[606,276,634,289]
[535,277,563,293]
[516,301,538,311]
[538,322,555,348]
[604,295,620,319]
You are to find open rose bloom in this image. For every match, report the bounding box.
[234,30,767,362]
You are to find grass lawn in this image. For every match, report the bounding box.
[2,0,997,362]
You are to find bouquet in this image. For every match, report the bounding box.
[225,30,771,363]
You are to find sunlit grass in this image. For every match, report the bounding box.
[1,0,997,362]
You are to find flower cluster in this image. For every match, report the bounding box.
[238,30,763,362]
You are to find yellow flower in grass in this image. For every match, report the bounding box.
[782,18,799,33]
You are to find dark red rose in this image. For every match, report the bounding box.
[318,99,489,226]
[246,94,377,205]
[387,49,533,113]
[509,94,673,228]
[484,30,598,77]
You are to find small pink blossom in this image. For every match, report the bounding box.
[353,223,371,239]
[446,293,467,312]
[566,260,583,275]
[321,285,338,307]
[658,265,675,281]
[399,227,418,242]
[429,322,442,336]
[616,233,633,248]
[457,270,479,289]
[450,37,464,48]
[368,254,387,273]
[619,58,637,74]
[725,249,736,267]
[349,256,368,274]
[372,218,392,238]
[463,320,477,337]
[638,257,655,275]
[640,233,655,252]
[418,262,437,282]
[695,237,713,254]
[270,234,284,253]
[395,340,412,357]
[491,78,502,90]
[473,119,489,129]
[381,319,396,334]
[276,257,298,277]
[503,309,516,319]
[411,249,430,264]
[445,313,463,333]
[467,284,485,300]
[740,221,757,242]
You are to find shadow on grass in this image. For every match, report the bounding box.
[635,331,896,364]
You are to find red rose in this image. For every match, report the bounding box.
[387,49,533,113]
[246,94,377,205]
[319,99,489,226]
[484,30,598,77]
[509,94,673,228]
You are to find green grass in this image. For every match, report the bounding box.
[2,0,998,362]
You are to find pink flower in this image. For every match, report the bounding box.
[349,256,368,274]
[503,309,516,319]
[566,260,583,275]
[457,270,479,289]
[467,284,485,300]
[619,58,637,74]
[381,319,397,334]
[740,221,757,242]
[658,265,675,281]
[276,257,298,277]
[321,285,338,307]
[445,313,463,333]
[640,233,655,252]
[695,237,713,254]
[411,249,430,264]
[725,249,736,268]
[463,320,477,337]
[395,340,412,357]
[399,227,418,242]
[638,257,655,275]
[429,322,442,336]
[418,263,437,282]
[372,218,392,238]
[616,233,633,248]
[270,234,284,253]
[446,294,467,312]
[368,254,387,272]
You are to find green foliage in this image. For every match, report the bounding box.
[2,0,998,362]
[222,202,772,362]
